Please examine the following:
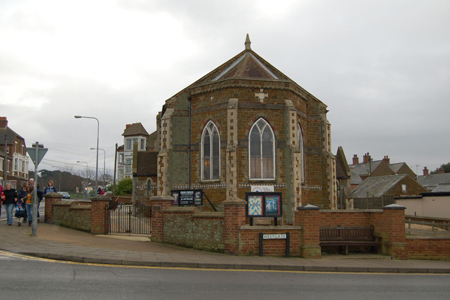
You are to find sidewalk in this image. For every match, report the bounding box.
[1,219,450,273]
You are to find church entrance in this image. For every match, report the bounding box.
[109,202,151,235]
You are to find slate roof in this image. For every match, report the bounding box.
[350,160,382,176]
[167,35,323,106]
[122,123,150,137]
[350,169,363,185]
[418,173,450,192]
[352,174,407,198]
[389,163,405,173]
[431,183,450,193]
[0,127,24,146]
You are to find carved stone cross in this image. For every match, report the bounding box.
[255,89,268,103]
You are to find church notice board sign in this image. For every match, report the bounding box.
[171,190,203,206]
[245,192,282,217]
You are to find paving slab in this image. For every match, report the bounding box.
[1,220,450,273]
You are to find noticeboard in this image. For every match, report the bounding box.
[245,192,282,217]
[171,190,203,206]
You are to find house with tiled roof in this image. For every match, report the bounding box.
[0,117,30,188]
[349,153,416,189]
[352,174,427,200]
[417,166,450,192]
[117,122,150,181]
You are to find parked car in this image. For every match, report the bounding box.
[58,192,71,199]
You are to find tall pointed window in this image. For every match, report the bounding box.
[202,121,220,180]
[298,123,305,182]
[249,118,275,179]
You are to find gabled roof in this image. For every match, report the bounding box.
[167,35,324,106]
[336,146,351,179]
[352,174,407,198]
[350,160,382,176]
[122,123,150,137]
[389,162,407,173]
[432,183,450,193]
[0,127,25,146]
[418,173,450,192]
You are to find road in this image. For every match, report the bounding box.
[0,252,449,300]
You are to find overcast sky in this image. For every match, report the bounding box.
[1,0,449,178]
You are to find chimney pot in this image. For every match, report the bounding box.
[352,154,359,165]
[423,167,429,176]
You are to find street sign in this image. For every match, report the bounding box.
[27,144,48,166]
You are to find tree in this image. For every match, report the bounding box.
[115,178,133,196]
[431,162,450,174]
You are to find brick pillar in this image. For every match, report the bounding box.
[44,192,62,223]
[150,195,173,243]
[223,198,247,255]
[382,204,407,259]
[90,195,111,235]
[296,204,321,259]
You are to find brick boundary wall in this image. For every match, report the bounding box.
[90,195,111,234]
[240,226,302,256]
[407,237,450,260]
[52,201,91,232]
[44,192,62,223]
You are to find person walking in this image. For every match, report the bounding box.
[1,184,17,226]
[36,183,44,223]
[44,180,57,194]
[25,185,34,226]
[17,182,28,222]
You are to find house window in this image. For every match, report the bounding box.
[0,158,3,171]
[201,121,220,180]
[119,154,123,163]
[14,158,18,171]
[140,138,146,150]
[297,123,305,182]
[402,184,407,193]
[249,118,275,179]
[125,159,132,174]
[126,139,132,150]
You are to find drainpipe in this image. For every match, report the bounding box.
[188,96,192,189]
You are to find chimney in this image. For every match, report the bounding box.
[438,167,445,174]
[363,152,371,164]
[352,154,359,165]
[0,116,7,129]
[383,155,390,165]
[423,167,429,176]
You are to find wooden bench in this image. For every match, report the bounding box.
[319,226,381,255]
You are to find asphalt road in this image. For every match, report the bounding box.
[0,253,449,300]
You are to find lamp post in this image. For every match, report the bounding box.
[91,147,106,190]
[74,115,99,197]
[77,160,89,199]
[52,166,62,191]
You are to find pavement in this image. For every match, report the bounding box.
[1,214,450,274]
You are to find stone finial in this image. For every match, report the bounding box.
[245,34,251,50]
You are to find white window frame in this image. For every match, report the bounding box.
[140,138,146,150]
[201,121,221,181]
[249,118,275,180]
[126,139,132,150]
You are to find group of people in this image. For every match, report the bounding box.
[0,180,57,226]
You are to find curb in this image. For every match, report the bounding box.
[18,252,450,274]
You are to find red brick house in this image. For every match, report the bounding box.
[0,117,30,189]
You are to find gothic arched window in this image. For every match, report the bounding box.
[249,118,275,179]
[201,121,220,180]
[298,123,305,182]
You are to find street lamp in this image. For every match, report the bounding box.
[91,147,106,189]
[75,115,99,196]
[77,160,89,199]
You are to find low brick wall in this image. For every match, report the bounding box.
[163,207,224,252]
[52,201,91,232]
[407,237,450,260]
[240,226,302,256]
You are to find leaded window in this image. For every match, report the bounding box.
[249,118,275,179]
[201,121,220,180]
[298,123,305,182]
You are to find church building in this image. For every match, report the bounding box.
[152,35,336,224]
